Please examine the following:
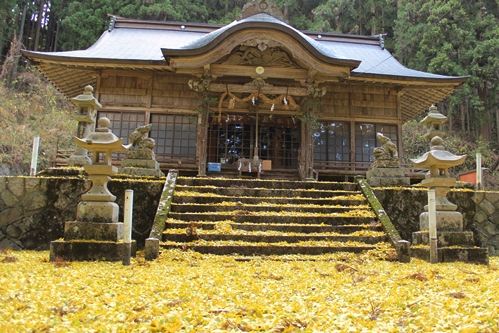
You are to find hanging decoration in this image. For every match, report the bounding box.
[217,91,298,124]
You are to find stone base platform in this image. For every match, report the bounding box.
[411,246,488,264]
[64,221,123,241]
[119,159,164,177]
[412,231,474,247]
[119,167,164,178]
[366,167,410,187]
[50,239,137,262]
[419,211,463,230]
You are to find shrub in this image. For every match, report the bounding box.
[0,67,76,175]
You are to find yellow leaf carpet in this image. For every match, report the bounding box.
[1,250,498,332]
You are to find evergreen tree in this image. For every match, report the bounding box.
[1,0,498,147]
[393,0,499,144]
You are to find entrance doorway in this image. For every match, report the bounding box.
[207,115,300,169]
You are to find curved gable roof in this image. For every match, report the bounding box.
[21,14,467,120]
[162,13,360,70]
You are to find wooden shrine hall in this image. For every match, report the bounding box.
[22,0,467,180]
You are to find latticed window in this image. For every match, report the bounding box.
[355,123,397,167]
[208,122,252,164]
[314,122,398,169]
[314,122,350,167]
[150,114,197,163]
[97,111,145,144]
[207,115,299,169]
[97,111,145,161]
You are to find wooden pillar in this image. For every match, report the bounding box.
[396,89,404,163]
[299,113,313,180]
[350,121,356,171]
[197,111,208,176]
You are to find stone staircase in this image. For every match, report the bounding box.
[159,177,394,257]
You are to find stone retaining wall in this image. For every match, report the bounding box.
[472,192,499,255]
[0,176,163,250]
[374,188,499,255]
[2,176,499,255]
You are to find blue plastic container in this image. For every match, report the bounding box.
[207,162,222,172]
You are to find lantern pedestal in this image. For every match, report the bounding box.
[50,115,136,262]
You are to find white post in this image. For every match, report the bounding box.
[476,153,482,190]
[123,189,133,265]
[30,136,40,176]
[428,189,438,263]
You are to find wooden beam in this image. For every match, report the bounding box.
[348,75,464,88]
[208,82,308,96]
[101,105,197,114]
[210,64,310,81]
[36,59,172,71]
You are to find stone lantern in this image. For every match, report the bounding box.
[73,117,129,220]
[50,117,134,262]
[420,104,447,140]
[411,136,466,211]
[410,105,488,263]
[68,85,101,166]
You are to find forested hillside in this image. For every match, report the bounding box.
[0,0,498,177]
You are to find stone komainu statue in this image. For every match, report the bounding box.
[127,124,156,160]
[372,132,399,168]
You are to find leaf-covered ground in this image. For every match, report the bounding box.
[1,250,498,333]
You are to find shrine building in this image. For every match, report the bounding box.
[22,1,467,180]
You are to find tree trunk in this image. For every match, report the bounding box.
[496,109,499,147]
[34,0,46,51]
[478,83,490,142]
[460,104,465,132]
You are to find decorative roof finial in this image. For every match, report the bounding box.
[239,0,285,21]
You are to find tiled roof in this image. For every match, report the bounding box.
[23,13,464,81]
[172,13,348,61]
[22,13,467,119]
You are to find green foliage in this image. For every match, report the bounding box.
[0,67,76,174]
[59,0,120,50]
[393,0,499,143]
[402,119,497,177]
[311,0,397,38]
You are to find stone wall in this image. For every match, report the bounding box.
[0,176,164,250]
[472,192,499,255]
[374,187,499,255]
[2,175,499,255]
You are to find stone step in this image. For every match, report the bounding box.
[204,170,302,181]
[176,177,358,191]
[167,212,375,225]
[172,195,365,206]
[174,186,361,199]
[165,220,383,233]
[160,240,389,256]
[170,203,370,214]
[411,246,488,264]
[162,230,388,244]
[160,176,394,258]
